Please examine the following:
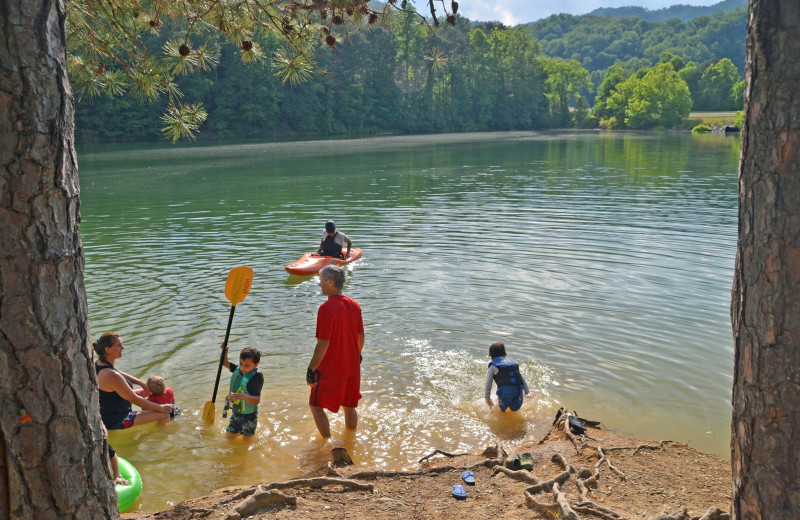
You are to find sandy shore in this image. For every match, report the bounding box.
[122,410,731,520]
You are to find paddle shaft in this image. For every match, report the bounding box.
[211,305,236,404]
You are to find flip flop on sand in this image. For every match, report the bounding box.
[504,453,521,469]
[452,484,467,500]
[520,453,533,471]
[461,470,475,485]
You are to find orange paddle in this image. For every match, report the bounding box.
[202,266,253,422]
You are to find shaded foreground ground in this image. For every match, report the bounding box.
[124,412,731,520]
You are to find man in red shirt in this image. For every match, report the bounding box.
[307,265,365,439]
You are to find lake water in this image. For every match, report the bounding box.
[77,131,740,511]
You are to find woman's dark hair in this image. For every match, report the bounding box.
[489,341,506,359]
[92,332,119,360]
[240,347,261,364]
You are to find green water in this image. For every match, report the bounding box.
[78,131,739,511]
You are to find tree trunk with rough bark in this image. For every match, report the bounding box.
[731,1,800,519]
[0,1,119,518]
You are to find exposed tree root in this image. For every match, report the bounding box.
[576,469,600,501]
[552,452,576,473]
[418,449,468,462]
[223,489,296,520]
[552,482,581,520]
[573,500,629,520]
[219,487,257,505]
[349,444,501,481]
[262,477,373,492]
[325,464,344,477]
[563,414,586,455]
[517,408,704,520]
[632,440,672,456]
[645,507,689,520]
[491,466,540,484]
[698,507,730,520]
[525,470,571,494]
[595,447,626,481]
[349,466,456,480]
[524,491,560,515]
[469,457,503,469]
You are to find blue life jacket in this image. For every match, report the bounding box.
[489,356,521,389]
[229,368,258,415]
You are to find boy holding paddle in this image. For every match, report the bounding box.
[220,345,264,436]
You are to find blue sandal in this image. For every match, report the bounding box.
[452,484,467,499]
[461,470,475,485]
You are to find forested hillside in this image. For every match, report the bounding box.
[587,0,745,22]
[74,4,746,142]
[526,7,745,77]
[75,13,555,142]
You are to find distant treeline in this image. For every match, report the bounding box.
[526,6,745,84]
[586,0,746,23]
[74,5,747,143]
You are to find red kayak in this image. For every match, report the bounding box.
[284,248,363,276]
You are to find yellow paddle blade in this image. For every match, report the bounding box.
[224,266,253,307]
[202,401,215,423]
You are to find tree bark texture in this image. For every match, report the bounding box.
[731,1,800,519]
[0,1,119,518]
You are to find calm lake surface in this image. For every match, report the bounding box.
[78,131,740,511]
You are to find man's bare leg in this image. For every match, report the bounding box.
[343,406,357,430]
[310,405,331,438]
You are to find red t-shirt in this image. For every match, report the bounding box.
[316,295,364,377]
[135,387,174,405]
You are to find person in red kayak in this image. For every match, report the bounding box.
[316,220,352,259]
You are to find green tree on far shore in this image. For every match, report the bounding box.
[594,64,633,128]
[596,62,691,129]
[540,57,592,127]
[697,57,742,110]
[625,63,692,128]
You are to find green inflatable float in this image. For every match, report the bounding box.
[115,457,142,512]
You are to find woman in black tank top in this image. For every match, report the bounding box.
[93,332,174,429]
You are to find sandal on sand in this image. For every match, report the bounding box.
[504,453,521,469]
[452,484,467,500]
[520,453,533,471]
[461,470,475,485]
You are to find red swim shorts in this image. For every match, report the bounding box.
[310,372,361,413]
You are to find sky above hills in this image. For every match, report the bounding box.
[457,0,723,26]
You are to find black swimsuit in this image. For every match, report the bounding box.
[95,361,134,429]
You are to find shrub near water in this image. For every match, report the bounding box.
[734,111,744,129]
[692,124,712,133]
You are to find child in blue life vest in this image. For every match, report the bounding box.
[220,345,264,436]
[485,342,531,412]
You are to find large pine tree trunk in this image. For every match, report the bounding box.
[731,1,800,518]
[0,1,119,518]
